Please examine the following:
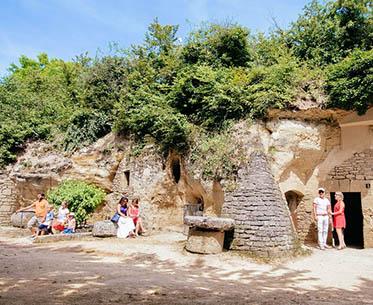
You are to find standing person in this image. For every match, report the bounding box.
[17,193,49,237]
[116,197,135,239]
[313,188,332,250]
[128,198,146,236]
[331,192,346,250]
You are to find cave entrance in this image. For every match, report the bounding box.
[330,192,364,249]
[285,190,304,231]
[171,159,181,184]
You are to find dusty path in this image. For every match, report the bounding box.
[0,227,372,305]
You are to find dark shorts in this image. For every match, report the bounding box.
[38,224,49,230]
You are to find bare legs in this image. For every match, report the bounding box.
[336,228,346,249]
[135,218,146,236]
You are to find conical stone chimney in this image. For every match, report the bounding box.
[222,151,297,258]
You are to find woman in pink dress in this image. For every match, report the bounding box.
[331,192,346,250]
[128,198,146,236]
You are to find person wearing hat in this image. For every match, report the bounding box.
[313,187,331,250]
[63,212,76,234]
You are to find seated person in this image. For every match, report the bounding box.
[128,198,146,236]
[36,206,54,236]
[63,213,76,234]
[53,201,69,232]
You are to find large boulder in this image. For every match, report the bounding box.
[92,220,117,237]
[11,211,35,228]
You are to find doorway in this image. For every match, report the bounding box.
[330,192,364,248]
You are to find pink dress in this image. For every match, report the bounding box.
[128,206,139,225]
[333,201,346,229]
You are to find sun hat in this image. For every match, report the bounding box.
[68,212,75,216]
[318,187,325,193]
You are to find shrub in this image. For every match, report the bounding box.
[47,180,106,225]
[190,129,247,180]
[326,49,373,114]
[62,110,111,152]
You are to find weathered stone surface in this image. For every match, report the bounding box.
[0,173,18,225]
[222,151,297,257]
[328,150,373,181]
[184,216,234,231]
[8,134,125,208]
[185,228,224,254]
[33,232,93,243]
[92,220,117,237]
[10,211,35,228]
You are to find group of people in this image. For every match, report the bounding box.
[113,196,146,238]
[16,192,147,240]
[313,188,346,250]
[16,193,76,237]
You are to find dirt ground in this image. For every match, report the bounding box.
[0,227,372,305]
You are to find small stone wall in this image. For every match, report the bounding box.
[222,151,297,257]
[328,149,373,181]
[0,174,18,225]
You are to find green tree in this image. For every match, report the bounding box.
[183,23,253,67]
[287,0,372,66]
[326,49,373,114]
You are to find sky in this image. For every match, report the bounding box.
[0,0,310,76]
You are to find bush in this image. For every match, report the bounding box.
[47,180,106,225]
[326,49,373,114]
[190,129,246,180]
[63,110,111,152]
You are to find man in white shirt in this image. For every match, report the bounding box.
[313,187,331,250]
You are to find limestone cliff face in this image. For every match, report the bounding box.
[2,112,372,248]
[8,133,125,207]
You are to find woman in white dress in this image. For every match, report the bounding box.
[116,197,135,238]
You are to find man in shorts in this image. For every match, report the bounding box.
[313,188,331,250]
[17,193,49,236]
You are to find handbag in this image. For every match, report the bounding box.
[111,212,120,223]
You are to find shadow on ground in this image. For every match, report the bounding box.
[0,242,372,305]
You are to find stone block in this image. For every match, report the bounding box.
[185,228,224,254]
[92,220,117,237]
[33,232,93,243]
[184,216,234,231]
[11,211,35,228]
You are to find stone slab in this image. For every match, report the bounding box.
[184,216,234,231]
[33,232,93,243]
[186,228,224,254]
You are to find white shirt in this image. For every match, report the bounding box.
[313,197,330,215]
[57,207,69,222]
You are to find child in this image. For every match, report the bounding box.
[63,212,76,234]
[37,205,54,236]
[128,198,146,236]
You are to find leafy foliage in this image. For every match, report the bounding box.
[182,23,253,67]
[190,129,246,180]
[0,1,372,168]
[47,180,106,225]
[63,110,111,152]
[287,0,372,66]
[326,49,373,114]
